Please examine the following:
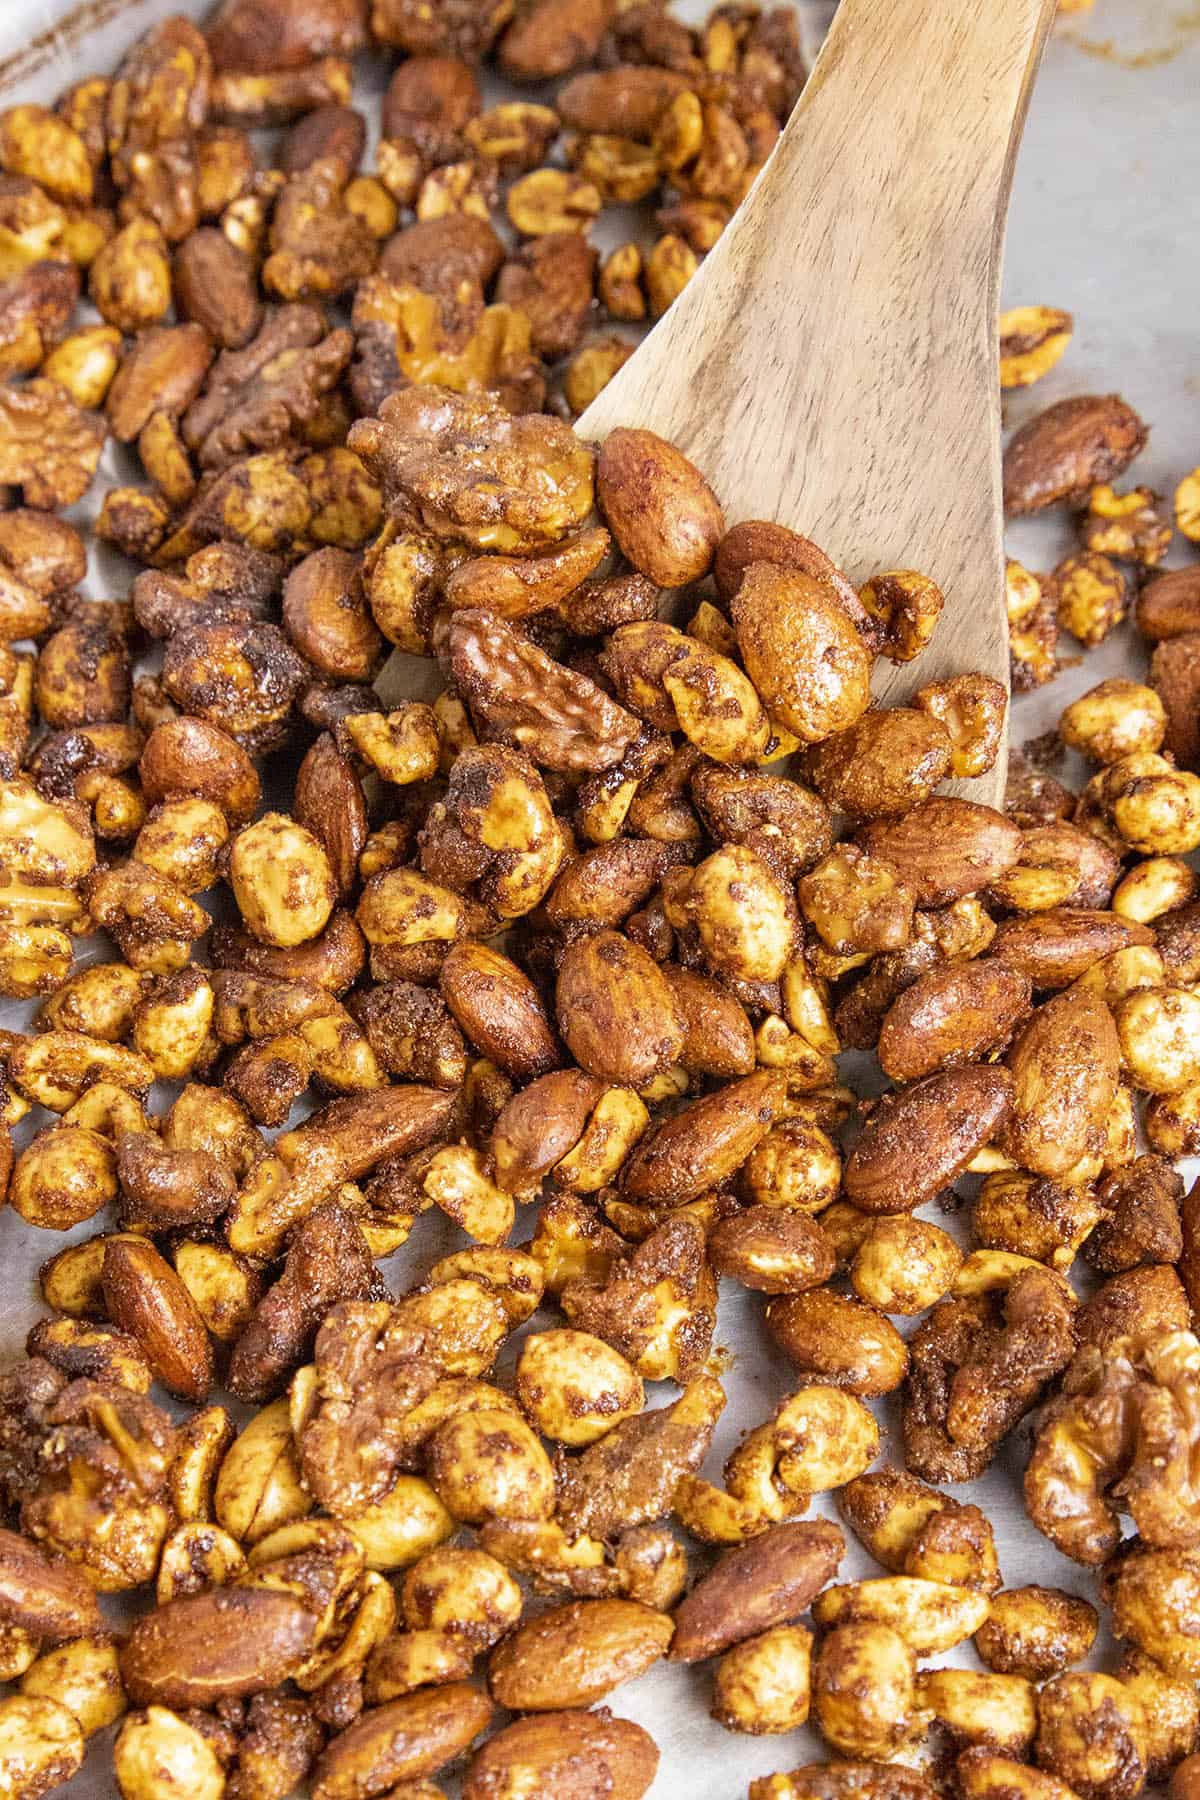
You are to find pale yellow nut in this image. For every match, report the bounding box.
[401,1546,523,1648]
[1112,857,1197,924]
[428,1410,555,1525]
[713,1624,812,1735]
[516,1329,643,1447]
[812,1576,991,1652]
[851,1216,962,1313]
[213,1398,312,1546]
[113,1706,223,1800]
[1113,985,1200,1093]
[41,325,122,409]
[229,812,337,947]
[342,1476,454,1571]
[812,1622,922,1760]
[916,1668,1036,1754]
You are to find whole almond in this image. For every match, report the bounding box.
[491,1069,605,1190]
[463,1709,659,1800]
[557,66,690,138]
[295,730,369,896]
[764,1288,908,1394]
[1004,989,1121,1180]
[1137,566,1200,642]
[844,1065,1014,1213]
[708,1206,836,1295]
[0,1528,102,1641]
[664,965,755,1076]
[621,1070,785,1203]
[488,1598,674,1711]
[556,930,685,1085]
[733,564,872,744]
[106,323,213,444]
[860,798,1022,906]
[440,940,561,1078]
[102,1237,215,1402]
[597,428,724,588]
[174,229,262,349]
[989,909,1154,990]
[312,1683,494,1800]
[1003,393,1148,515]
[121,1586,319,1706]
[545,838,692,930]
[1151,634,1200,770]
[713,520,877,642]
[807,709,952,819]
[670,1519,844,1663]
[878,960,1033,1080]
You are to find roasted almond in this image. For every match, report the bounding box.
[174,228,263,348]
[806,709,952,819]
[1003,393,1148,515]
[491,1069,605,1191]
[765,1289,908,1395]
[312,1682,494,1800]
[596,428,724,588]
[0,1528,102,1642]
[101,1237,215,1402]
[664,965,756,1076]
[1003,989,1121,1180]
[545,838,692,930]
[120,1586,319,1707]
[843,1066,1013,1213]
[488,1597,674,1710]
[440,940,562,1078]
[988,909,1154,990]
[463,1709,659,1800]
[708,1206,836,1294]
[294,731,369,897]
[670,1519,844,1663]
[621,1070,785,1203]
[732,564,873,745]
[1137,565,1200,642]
[877,960,1033,1080]
[1151,633,1200,771]
[713,519,875,641]
[556,930,685,1085]
[859,799,1022,906]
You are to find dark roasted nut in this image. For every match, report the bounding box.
[0,379,106,510]
[766,1290,907,1396]
[102,1238,215,1403]
[671,1520,844,1664]
[174,228,262,349]
[733,564,872,745]
[183,307,353,470]
[463,1709,658,1800]
[1004,394,1149,514]
[449,608,640,774]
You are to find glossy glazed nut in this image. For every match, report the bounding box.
[1060,678,1166,763]
[806,709,951,818]
[0,1695,84,1800]
[462,1709,659,1800]
[877,960,1031,1080]
[515,1330,643,1447]
[859,798,1022,906]
[120,1586,320,1709]
[401,1548,522,1650]
[670,1519,844,1664]
[101,1239,215,1404]
[10,1127,117,1230]
[708,1208,835,1295]
[850,1217,963,1314]
[1035,1671,1148,1800]
[916,1669,1036,1755]
[976,1587,1098,1681]
[311,1684,494,1800]
[139,718,260,825]
[596,429,723,587]
[113,1705,224,1800]
[438,940,559,1079]
[844,1065,1013,1213]
[427,1410,554,1525]
[813,1576,990,1653]
[812,1623,921,1761]
[19,1634,124,1737]
[621,1071,785,1204]
[0,1529,103,1642]
[711,1624,813,1736]
[488,1598,673,1711]
[765,1289,907,1395]
[733,564,872,744]
[1003,988,1121,1179]
[229,813,338,948]
[1003,393,1148,514]
[556,930,685,1085]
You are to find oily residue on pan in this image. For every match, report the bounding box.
[1062,4,1200,69]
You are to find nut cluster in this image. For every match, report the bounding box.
[0,1,1199,1799]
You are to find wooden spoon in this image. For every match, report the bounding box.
[578,0,1059,806]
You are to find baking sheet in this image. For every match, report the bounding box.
[2,0,1200,1792]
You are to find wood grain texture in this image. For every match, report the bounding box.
[579,0,1060,807]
